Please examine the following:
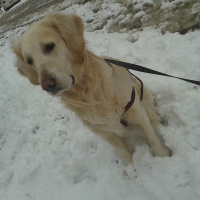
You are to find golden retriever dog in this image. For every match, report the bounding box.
[12,13,172,165]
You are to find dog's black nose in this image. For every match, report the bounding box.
[41,78,56,92]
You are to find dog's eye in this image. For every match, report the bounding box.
[44,43,55,53]
[27,58,33,65]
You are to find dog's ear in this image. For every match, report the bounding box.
[11,41,39,85]
[45,13,85,54]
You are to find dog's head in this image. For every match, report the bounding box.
[12,13,85,95]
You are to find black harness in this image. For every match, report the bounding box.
[120,87,135,127]
[105,58,200,127]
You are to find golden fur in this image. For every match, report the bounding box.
[12,13,171,165]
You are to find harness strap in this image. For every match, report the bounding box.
[120,87,135,127]
[105,59,137,127]
[127,69,143,101]
[105,59,144,100]
[124,87,135,113]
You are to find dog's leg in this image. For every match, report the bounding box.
[129,103,171,157]
[94,130,132,165]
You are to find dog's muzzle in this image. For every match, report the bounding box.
[41,75,75,95]
[41,78,61,95]
[41,78,56,91]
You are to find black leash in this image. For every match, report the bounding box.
[104,59,200,87]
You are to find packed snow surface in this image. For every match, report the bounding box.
[0,4,200,200]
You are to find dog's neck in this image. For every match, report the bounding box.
[60,50,113,108]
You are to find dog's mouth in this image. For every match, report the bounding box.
[41,75,75,95]
[70,75,75,85]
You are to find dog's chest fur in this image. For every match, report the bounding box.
[60,56,135,135]
[60,82,129,135]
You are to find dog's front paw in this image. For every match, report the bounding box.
[152,145,172,157]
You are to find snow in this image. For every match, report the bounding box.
[0,2,200,200]
[0,0,26,13]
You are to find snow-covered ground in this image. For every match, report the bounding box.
[0,0,27,13]
[0,2,200,200]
